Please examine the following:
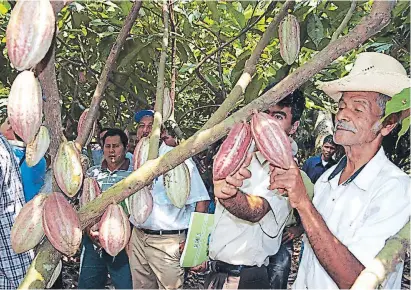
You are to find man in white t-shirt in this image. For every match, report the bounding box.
[270,52,410,289]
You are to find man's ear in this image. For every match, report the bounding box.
[381,114,399,137]
[288,121,300,135]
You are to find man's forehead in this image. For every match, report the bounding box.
[104,135,121,144]
[139,115,154,124]
[341,91,379,103]
[268,104,291,116]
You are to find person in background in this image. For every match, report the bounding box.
[302,134,337,183]
[0,132,34,288]
[0,118,46,202]
[78,128,133,289]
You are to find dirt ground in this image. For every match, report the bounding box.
[62,236,410,289]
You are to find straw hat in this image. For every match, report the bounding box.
[318,52,410,101]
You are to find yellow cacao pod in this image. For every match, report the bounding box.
[7,71,42,144]
[213,122,252,180]
[279,14,300,65]
[6,0,55,71]
[54,141,83,197]
[99,204,131,257]
[164,162,191,208]
[162,87,173,122]
[77,109,96,147]
[26,126,50,167]
[42,192,82,256]
[11,193,47,253]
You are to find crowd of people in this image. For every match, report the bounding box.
[0,52,409,289]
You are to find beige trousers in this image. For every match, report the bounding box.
[129,227,186,289]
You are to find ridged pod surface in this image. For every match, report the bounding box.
[54,141,83,197]
[279,14,300,65]
[7,71,42,144]
[164,162,191,208]
[162,87,173,122]
[26,126,50,167]
[213,122,252,180]
[77,109,96,146]
[11,193,47,253]
[6,0,55,71]
[129,187,153,224]
[80,178,101,208]
[132,137,149,170]
[42,192,82,256]
[99,204,131,257]
[251,112,293,169]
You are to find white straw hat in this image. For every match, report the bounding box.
[318,52,410,101]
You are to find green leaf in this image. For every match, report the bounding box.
[383,88,410,120]
[0,3,9,15]
[307,14,323,48]
[244,76,263,104]
[397,116,410,147]
[227,3,246,28]
[206,1,220,21]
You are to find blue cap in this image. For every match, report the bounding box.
[134,110,154,122]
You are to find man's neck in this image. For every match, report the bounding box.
[106,158,127,172]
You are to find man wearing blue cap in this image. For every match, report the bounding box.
[134,109,154,143]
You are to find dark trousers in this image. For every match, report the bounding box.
[267,241,293,289]
[78,236,132,289]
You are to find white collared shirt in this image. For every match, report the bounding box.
[129,142,210,230]
[293,147,410,289]
[209,152,293,267]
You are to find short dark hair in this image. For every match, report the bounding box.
[260,82,305,123]
[102,128,128,149]
[323,135,336,146]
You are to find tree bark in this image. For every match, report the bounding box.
[20,1,396,288]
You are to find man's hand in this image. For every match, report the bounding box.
[87,224,101,248]
[179,240,186,254]
[282,224,304,244]
[213,153,253,200]
[190,261,208,273]
[269,160,309,209]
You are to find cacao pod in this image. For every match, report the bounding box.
[129,186,153,224]
[80,154,91,173]
[46,260,62,289]
[80,177,101,208]
[279,14,300,65]
[99,204,131,257]
[213,122,252,180]
[42,192,82,256]
[11,193,47,253]
[77,109,96,147]
[162,87,173,122]
[54,141,83,197]
[133,137,149,170]
[164,162,191,208]
[26,126,50,167]
[6,0,55,71]
[251,112,293,169]
[7,71,42,144]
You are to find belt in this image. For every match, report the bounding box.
[140,228,187,235]
[209,260,256,277]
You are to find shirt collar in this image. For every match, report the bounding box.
[101,158,130,172]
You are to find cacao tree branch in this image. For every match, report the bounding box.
[177,104,221,123]
[75,0,143,148]
[23,1,396,288]
[351,221,410,290]
[200,0,295,131]
[148,0,169,160]
[331,0,357,42]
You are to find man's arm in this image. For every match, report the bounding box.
[270,164,364,288]
[195,200,209,213]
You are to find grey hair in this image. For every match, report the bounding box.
[376,93,391,116]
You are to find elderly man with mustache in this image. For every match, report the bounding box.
[270,52,410,289]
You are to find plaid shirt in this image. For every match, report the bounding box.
[86,158,133,215]
[0,134,33,289]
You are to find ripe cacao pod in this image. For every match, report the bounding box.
[6,0,55,71]
[164,162,191,208]
[213,122,252,180]
[162,87,173,122]
[42,192,82,256]
[129,186,153,224]
[279,14,300,65]
[99,204,131,257]
[77,109,96,147]
[11,193,47,253]
[54,141,83,197]
[80,178,101,208]
[251,112,293,169]
[133,137,149,170]
[26,126,50,167]
[7,71,42,144]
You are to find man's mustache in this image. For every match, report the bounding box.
[335,121,357,133]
